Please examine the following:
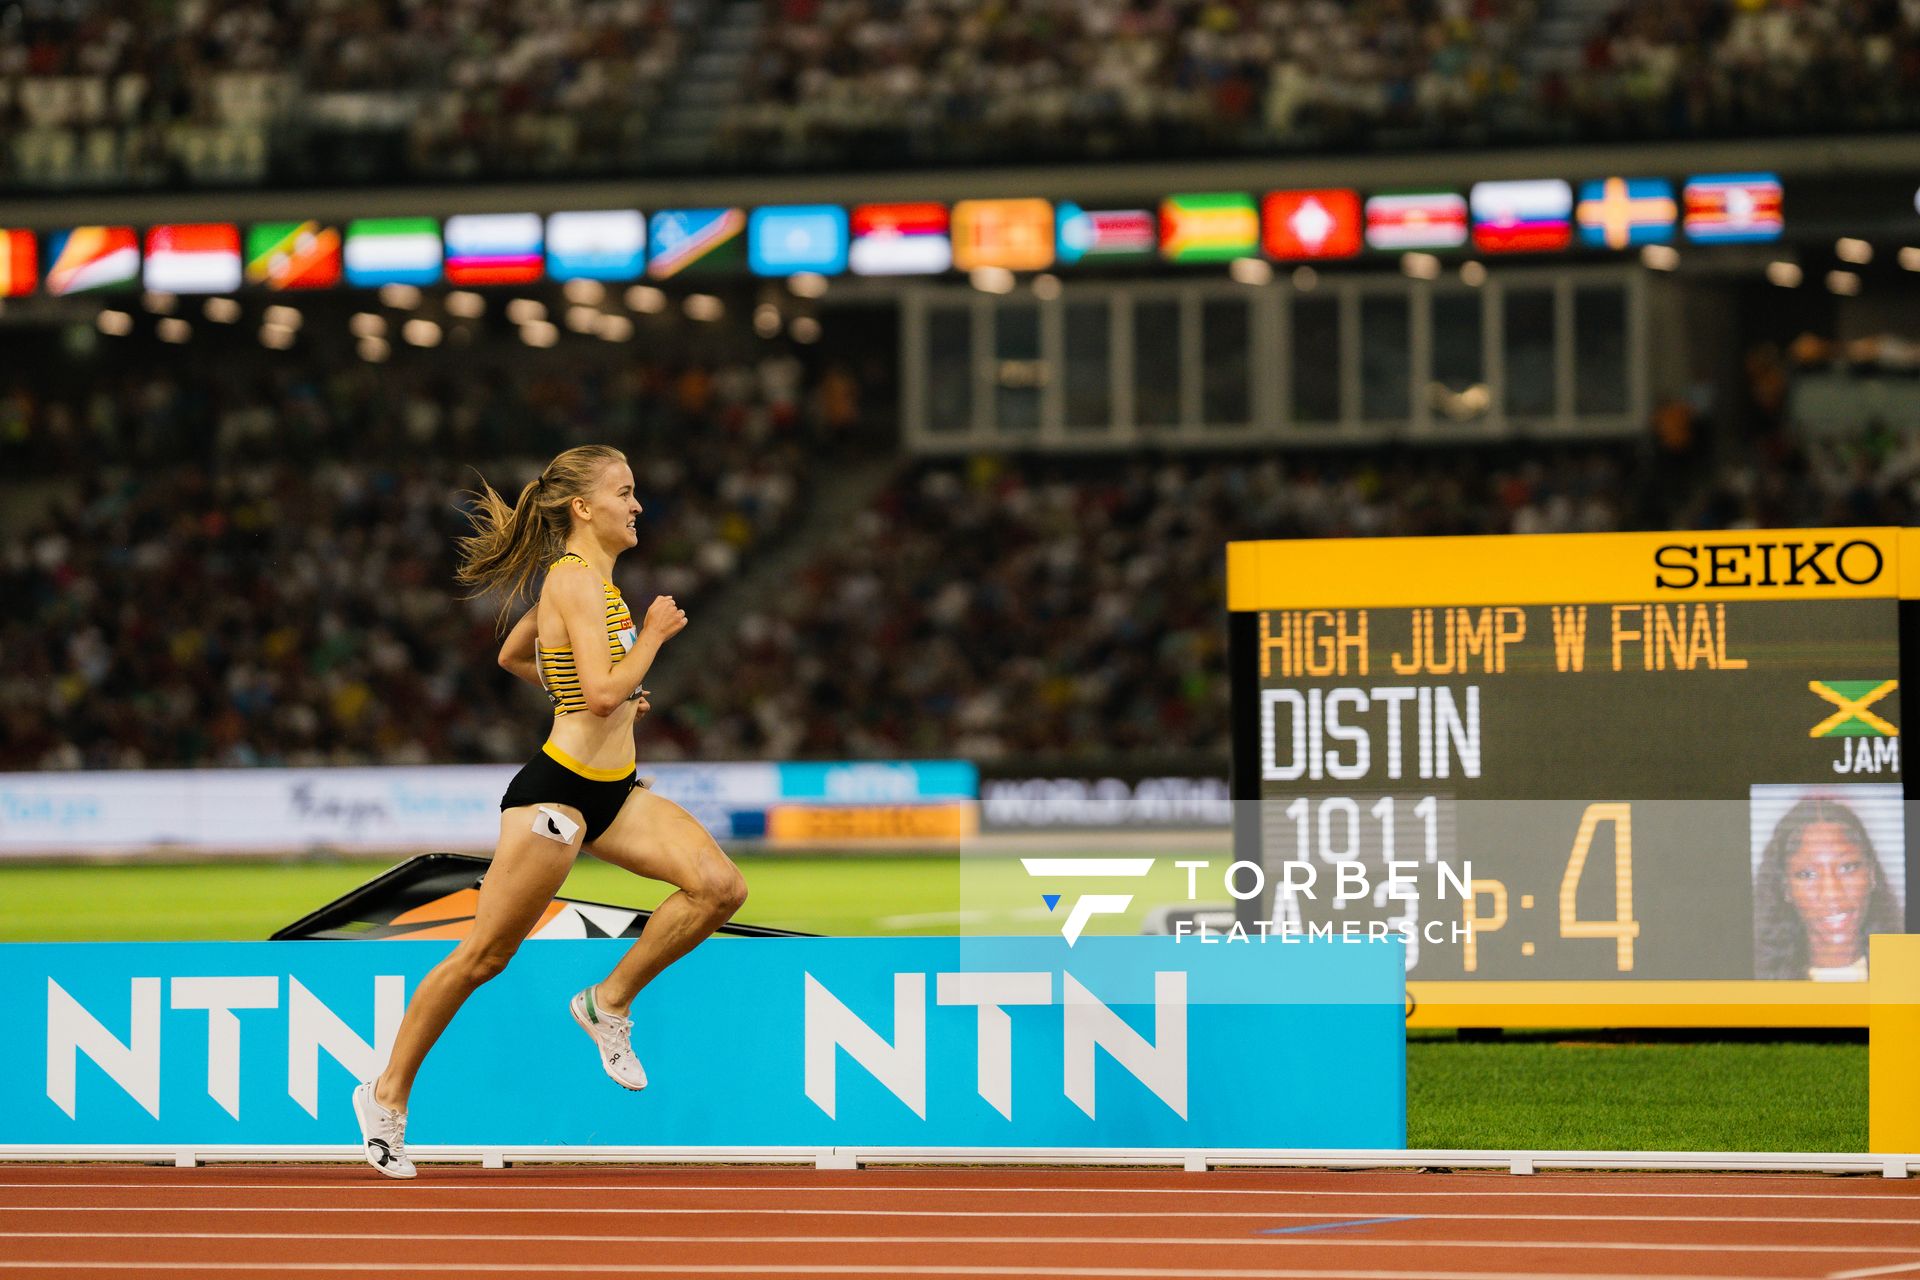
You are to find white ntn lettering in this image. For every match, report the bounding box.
[1261,686,1480,782]
[45,975,404,1122]
[804,970,1186,1124]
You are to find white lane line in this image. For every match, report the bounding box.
[0,1204,1912,1226]
[1,1181,1914,1204]
[0,1231,1916,1256]
[0,1263,1795,1278]
[1831,1264,1920,1279]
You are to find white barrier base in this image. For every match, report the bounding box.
[0,1144,1912,1178]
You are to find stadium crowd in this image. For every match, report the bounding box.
[4,0,689,184]
[4,0,1914,185]
[640,426,1920,763]
[0,345,825,771]
[4,350,1912,770]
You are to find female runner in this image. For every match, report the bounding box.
[352,444,748,1178]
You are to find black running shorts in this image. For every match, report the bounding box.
[499,748,640,845]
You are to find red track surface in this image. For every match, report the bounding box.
[2,1164,1918,1279]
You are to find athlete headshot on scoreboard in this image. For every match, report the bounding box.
[1750,784,1904,981]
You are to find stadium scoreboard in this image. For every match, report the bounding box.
[1227,528,1920,1025]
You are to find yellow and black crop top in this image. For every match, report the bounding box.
[537,553,638,716]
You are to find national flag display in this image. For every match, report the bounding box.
[246,222,343,290]
[1682,174,1784,243]
[1809,680,1899,738]
[1261,190,1362,261]
[1469,180,1573,254]
[43,226,139,295]
[951,199,1055,271]
[848,203,952,276]
[748,205,849,276]
[648,208,747,278]
[1160,193,1259,261]
[1364,192,1469,251]
[1575,178,1678,249]
[443,213,545,286]
[142,224,243,294]
[1055,204,1158,265]
[546,210,647,281]
[0,230,36,297]
[343,218,443,287]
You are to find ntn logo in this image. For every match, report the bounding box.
[804,969,1187,1124]
[46,975,403,1121]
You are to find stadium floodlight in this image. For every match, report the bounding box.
[970,266,1014,295]
[402,318,442,348]
[1228,258,1272,286]
[1400,252,1441,280]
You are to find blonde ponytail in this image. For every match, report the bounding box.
[455,444,627,627]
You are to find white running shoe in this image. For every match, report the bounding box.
[569,986,648,1091]
[351,1081,417,1179]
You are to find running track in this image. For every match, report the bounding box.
[2,1165,1918,1279]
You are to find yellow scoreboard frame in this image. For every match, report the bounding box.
[1226,527,1920,1028]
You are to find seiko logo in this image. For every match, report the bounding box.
[1653,540,1885,591]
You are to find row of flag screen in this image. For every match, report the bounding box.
[0,176,1784,297]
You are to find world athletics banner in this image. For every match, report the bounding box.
[0,937,1403,1151]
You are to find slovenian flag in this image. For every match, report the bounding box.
[1364,192,1469,251]
[849,203,951,276]
[1469,180,1572,254]
[0,230,36,297]
[44,227,139,295]
[246,221,343,289]
[1682,174,1784,243]
[344,218,444,287]
[444,213,544,286]
[1575,178,1677,250]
